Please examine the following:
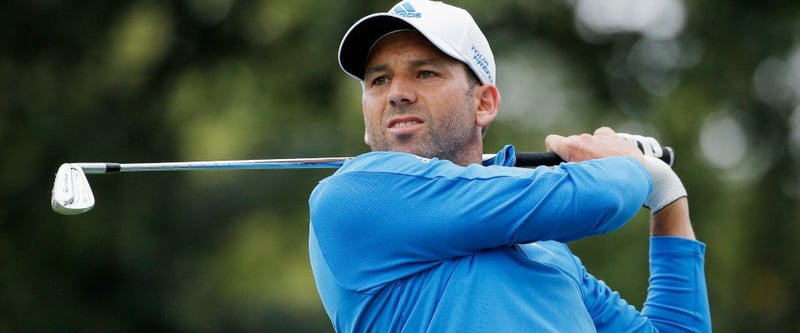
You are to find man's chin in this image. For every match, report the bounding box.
[381,144,431,158]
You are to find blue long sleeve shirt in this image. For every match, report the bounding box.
[308,145,711,332]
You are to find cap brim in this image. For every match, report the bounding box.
[338,14,414,81]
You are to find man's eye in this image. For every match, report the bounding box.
[371,76,390,85]
[419,71,436,78]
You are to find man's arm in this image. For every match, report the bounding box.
[651,197,694,239]
[582,233,711,332]
[581,178,711,332]
[548,127,710,331]
[309,150,649,292]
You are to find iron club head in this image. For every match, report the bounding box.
[51,163,95,215]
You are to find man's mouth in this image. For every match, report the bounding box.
[391,120,421,128]
[387,117,425,135]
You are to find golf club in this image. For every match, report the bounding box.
[51,144,674,216]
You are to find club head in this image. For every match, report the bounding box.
[51,163,95,215]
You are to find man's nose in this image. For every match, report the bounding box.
[387,76,416,106]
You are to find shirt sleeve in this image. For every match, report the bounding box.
[642,236,712,332]
[582,237,712,332]
[309,152,651,291]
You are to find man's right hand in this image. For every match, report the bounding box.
[544,127,646,165]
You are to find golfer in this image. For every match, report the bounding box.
[309,0,711,331]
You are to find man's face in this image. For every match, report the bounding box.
[361,30,482,163]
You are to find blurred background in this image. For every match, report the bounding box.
[3,0,800,331]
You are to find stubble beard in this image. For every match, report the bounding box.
[368,104,478,163]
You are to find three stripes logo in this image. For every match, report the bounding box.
[393,2,422,18]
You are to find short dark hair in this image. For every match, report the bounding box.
[465,64,481,88]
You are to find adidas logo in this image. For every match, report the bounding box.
[393,2,422,18]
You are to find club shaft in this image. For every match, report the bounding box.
[74,153,555,174]
[76,158,352,174]
[73,148,674,174]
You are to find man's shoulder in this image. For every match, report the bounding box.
[312,151,442,201]
[341,151,435,171]
[332,151,467,179]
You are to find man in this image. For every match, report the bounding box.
[309,0,711,332]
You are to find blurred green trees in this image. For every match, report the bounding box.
[2,0,799,331]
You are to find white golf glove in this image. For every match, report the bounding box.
[641,155,686,214]
[617,133,664,160]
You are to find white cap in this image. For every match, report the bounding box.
[338,0,496,85]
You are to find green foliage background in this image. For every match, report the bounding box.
[3,0,800,331]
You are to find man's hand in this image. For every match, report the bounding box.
[544,127,645,164]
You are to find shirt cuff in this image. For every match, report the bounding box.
[650,236,706,257]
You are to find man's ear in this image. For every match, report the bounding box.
[475,84,501,128]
